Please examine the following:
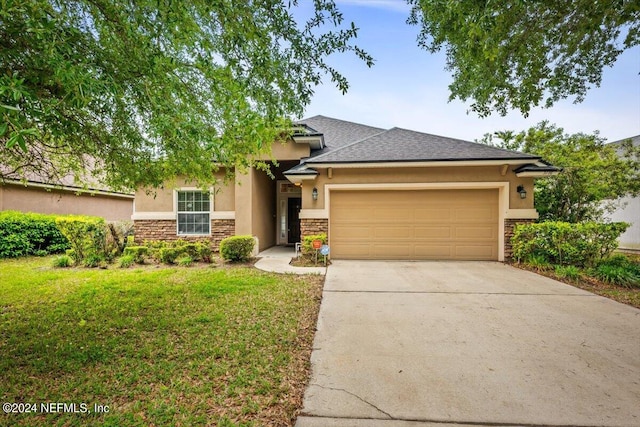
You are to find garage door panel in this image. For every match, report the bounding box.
[454,207,496,222]
[374,226,412,238]
[372,244,413,257]
[415,226,452,238]
[333,225,371,239]
[414,245,454,258]
[374,208,412,221]
[332,207,371,221]
[455,226,496,239]
[330,189,499,260]
[455,245,497,259]
[414,208,452,220]
[334,244,371,258]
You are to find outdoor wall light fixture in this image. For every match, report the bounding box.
[517,185,527,199]
[312,187,318,201]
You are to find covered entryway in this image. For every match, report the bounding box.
[329,189,499,260]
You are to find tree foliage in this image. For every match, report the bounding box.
[408,0,639,117]
[480,122,640,222]
[0,0,372,190]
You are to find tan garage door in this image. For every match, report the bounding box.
[330,189,499,260]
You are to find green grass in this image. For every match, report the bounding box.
[0,257,323,426]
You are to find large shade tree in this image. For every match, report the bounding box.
[0,0,372,190]
[480,122,640,222]
[408,0,639,117]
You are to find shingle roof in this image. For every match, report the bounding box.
[294,115,385,156]
[304,126,540,164]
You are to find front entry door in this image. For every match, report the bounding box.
[287,197,301,244]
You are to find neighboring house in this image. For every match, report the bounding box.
[0,173,134,221]
[132,115,559,260]
[608,135,640,252]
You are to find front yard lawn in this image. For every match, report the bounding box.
[0,257,323,426]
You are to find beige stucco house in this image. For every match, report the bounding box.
[132,115,559,261]
[1,178,134,221]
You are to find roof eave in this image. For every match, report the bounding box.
[305,158,541,168]
[515,170,562,178]
[292,134,325,150]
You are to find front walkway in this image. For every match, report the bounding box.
[255,246,326,275]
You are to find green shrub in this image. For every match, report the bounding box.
[593,265,640,288]
[512,221,629,267]
[159,247,183,264]
[554,265,582,281]
[118,254,135,268]
[52,255,73,268]
[525,254,553,271]
[302,233,328,252]
[55,216,107,265]
[219,235,255,262]
[123,246,148,264]
[177,255,194,267]
[83,253,105,268]
[597,254,635,269]
[591,255,640,288]
[196,242,213,263]
[0,211,69,258]
[298,233,329,265]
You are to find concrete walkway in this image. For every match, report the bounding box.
[254,246,326,275]
[297,260,640,427]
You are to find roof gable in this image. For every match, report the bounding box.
[295,115,385,154]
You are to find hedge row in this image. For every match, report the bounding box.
[512,221,629,267]
[0,211,69,258]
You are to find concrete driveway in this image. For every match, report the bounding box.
[296,261,640,427]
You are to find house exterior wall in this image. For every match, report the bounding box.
[0,184,133,221]
[251,168,276,250]
[132,169,236,247]
[609,196,640,251]
[134,170,234,213]
[133,219,234,249]
[298,165,538,261]
[260,139,310,161]
[302,166,535,211]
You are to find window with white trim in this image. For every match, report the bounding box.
[177,190,210,235]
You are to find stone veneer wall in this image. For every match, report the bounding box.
[300,218,328,239]
[134,219,235,250]
[504,218,536,260]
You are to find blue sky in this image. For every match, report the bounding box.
[298,0,640,142]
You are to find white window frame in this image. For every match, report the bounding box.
[175,188,213,236]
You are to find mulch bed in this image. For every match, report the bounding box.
[511,262,640,309]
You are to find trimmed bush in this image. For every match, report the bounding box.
[512,221,629,267]
[118,254,135,268]
[0,211,69,258]
[123,246,148,264]
[159,247,183,264]
[55,216,107,265]
[219,235,255,262]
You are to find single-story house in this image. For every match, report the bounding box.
[608,135,640,252]
[0,171,134,221]
[132,115,559,261]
